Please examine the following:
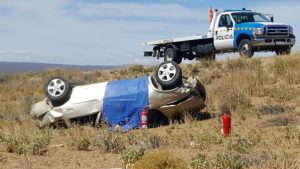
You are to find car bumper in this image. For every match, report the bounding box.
[251,35,295,47]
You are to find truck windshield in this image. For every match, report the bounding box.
[231,13,271,24]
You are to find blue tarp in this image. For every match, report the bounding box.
[103,76,149,131]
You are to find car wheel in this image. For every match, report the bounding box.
[238,39,253,58]
[155,61,182,89]
[164,48,182,64]
[45,77,71,104]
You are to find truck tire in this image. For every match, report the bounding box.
[45,77,71,104]
[275,48,291,56]
[238,39,254,58]
[155,61,182,89]
[164,48,182,64]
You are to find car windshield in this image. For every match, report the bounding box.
[231,12,271,24]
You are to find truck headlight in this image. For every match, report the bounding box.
[253,27,264,36]
[289,26,293,35]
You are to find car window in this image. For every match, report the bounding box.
[218,14,233,28]
[232,13,270,23]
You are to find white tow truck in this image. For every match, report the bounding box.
[143,8,296,64]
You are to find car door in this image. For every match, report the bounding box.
[214,14,234,50]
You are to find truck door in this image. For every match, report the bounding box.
[214,14,234,50]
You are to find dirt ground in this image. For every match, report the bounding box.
[1,55,300,169]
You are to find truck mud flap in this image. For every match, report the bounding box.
[144,51,153,56]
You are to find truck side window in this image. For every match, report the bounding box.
[218,14,233,28]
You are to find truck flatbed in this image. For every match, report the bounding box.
[143,34,211,46]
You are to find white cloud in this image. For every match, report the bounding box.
[74,2,207,21]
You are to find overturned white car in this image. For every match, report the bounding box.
[31,61,206,130]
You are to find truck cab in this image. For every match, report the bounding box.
[143,8,296,64]
[211,9,295,57]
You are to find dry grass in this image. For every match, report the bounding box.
[0,54,300,168]
[132,150,187,169]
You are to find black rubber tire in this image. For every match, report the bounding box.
[164,48,182,64]
[155,61,182,89]
[275,48,291,56]
[238,39,254,58]
[45,77,71,104]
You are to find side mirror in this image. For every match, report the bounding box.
[270,15,274,22]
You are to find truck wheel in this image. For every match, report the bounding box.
[275,48,291,55]
[155,61,182,89]
[238,39,253,58]
[45,77,71,104]
[164,48,182,64]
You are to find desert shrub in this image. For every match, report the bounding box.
[128,65,145,74]
[231,138,252,154]
[146,134,164,149]
[0,74,9,83]
[246,129,262,146]
[67,126,126,153]
[125,131,165,149]
[213,153,245,169]
[67,126,94,151]
[1,127,51,155]
[221,87,251,111]
[94,130,125,153]
[226,58,261,72]
[189,130,223,150]
[132,150,187,169]
[189,153,209,169]
[264,84,298,102]
[125,131,144,146]
[69,135,91,151]
[283,126,300,143]
[270,56,300,85]
[272,57,299,75]
[121,149,145,169]
[230,129,262,154]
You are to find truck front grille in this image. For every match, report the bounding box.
[266,26,289,37]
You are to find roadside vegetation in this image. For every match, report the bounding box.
[0,54,300,168]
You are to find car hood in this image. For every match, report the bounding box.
[236,22,290,28]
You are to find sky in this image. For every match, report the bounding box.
[0,0,299,65]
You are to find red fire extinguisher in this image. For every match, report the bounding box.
[221,111,231,137]
[140,107,148,129]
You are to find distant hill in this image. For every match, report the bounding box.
[0,61,118,73]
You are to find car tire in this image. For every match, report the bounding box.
[45,77,71,104]
[238,39,253,58]
[155,61,182,89]
[164,48,182,64]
